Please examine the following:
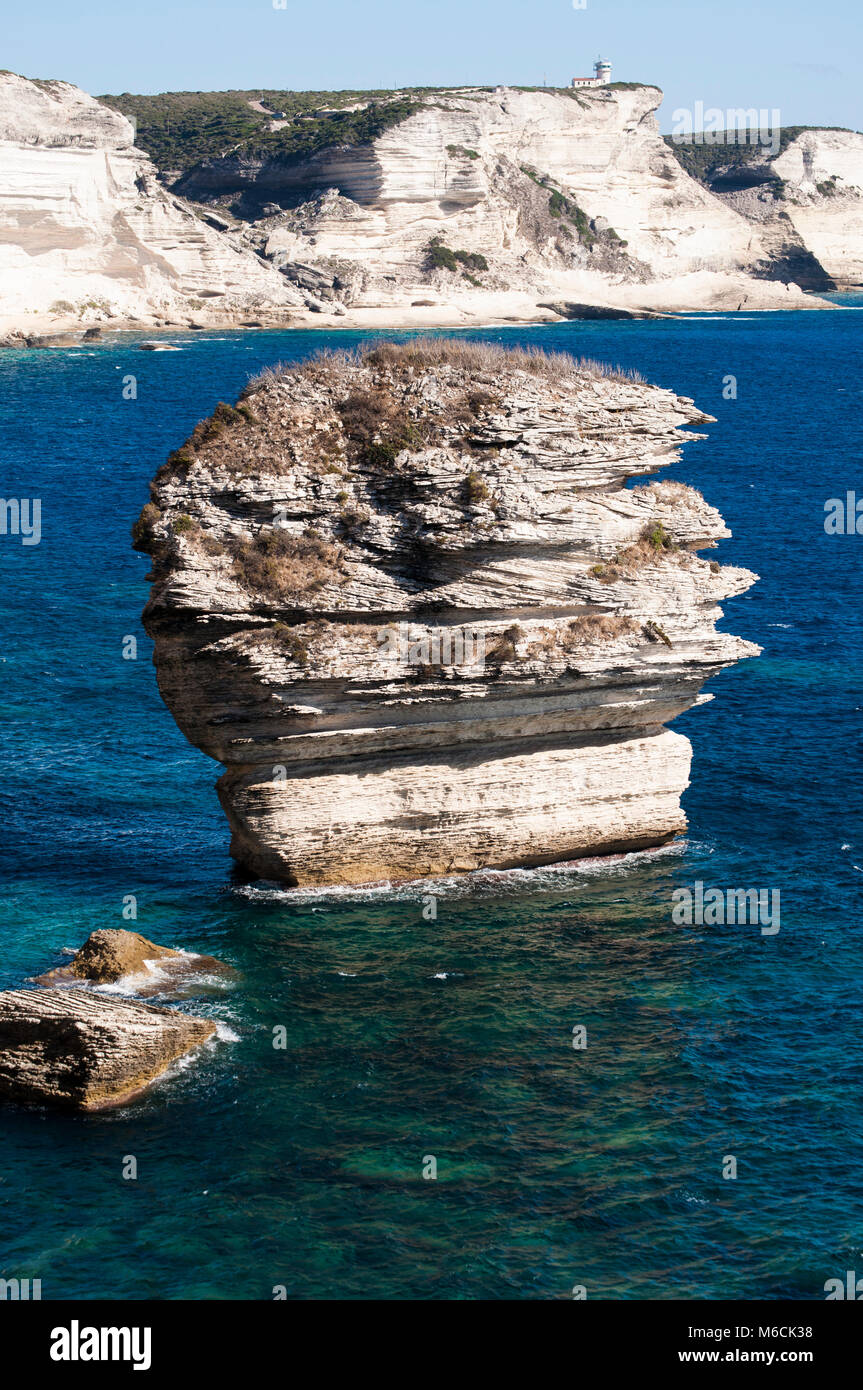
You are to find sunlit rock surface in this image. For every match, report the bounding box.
[0,988,215,1110]
[4,73,859,336]
[0,72,300,332]
[136,340,759,886]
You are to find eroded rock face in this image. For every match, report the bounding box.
[0,72,300,328]
[697,128,863,292]
[768,131,863,287]
[0,989,215,1110]
[174,85,844,311]
[2,74,853,331]
[136,340,759,886]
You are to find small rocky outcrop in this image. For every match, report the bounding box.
[135,339,759,887]
[37,929,180,986]
[35,928,234,998]
[0,989,215,1111]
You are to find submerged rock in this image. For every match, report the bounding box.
[0,989,215,1111]
[135,339,759,887]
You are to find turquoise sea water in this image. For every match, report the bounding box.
[0,306,861,1300]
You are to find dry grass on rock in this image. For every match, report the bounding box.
[230,530,344,603]
[243,338,643,396]
[590,523,689,583]
[562,614,641,648]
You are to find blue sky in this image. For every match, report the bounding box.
[5,0,860,131]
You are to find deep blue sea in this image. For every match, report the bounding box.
[1,304,862,1300]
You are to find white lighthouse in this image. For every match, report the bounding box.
[571,56,612,88]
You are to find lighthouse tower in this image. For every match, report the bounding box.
[571,56,612,88]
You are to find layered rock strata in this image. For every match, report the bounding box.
[4,72,860,337]
[172,84,854,313]
[714,128,863,289]
[0,72,300,333]
[135,340,758,886]
[0,988,215,1110]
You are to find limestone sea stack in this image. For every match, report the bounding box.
[135,340,759,886]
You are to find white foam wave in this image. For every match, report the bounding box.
[233,840,687,907]
[92,956,173,995]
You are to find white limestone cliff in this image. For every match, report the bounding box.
[772,130,863,287]
[699,126,863,292]
[3,72,860,339]
[0,71,300,338]
[177,84,836,318]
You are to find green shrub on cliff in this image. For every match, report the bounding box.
[455,250,488,272]
[427,240,459,272]
[548,191,596,246]
[662,126,854,187]
[239,98,419,163]
[644,522,675,552]
[131,502,161,551]
[590,524,682,582]
[426,239,488,276]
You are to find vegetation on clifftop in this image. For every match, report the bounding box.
[230,530,344,603]
[663,125,854,186]
[100,83,663,182]
[101,88,433,175]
